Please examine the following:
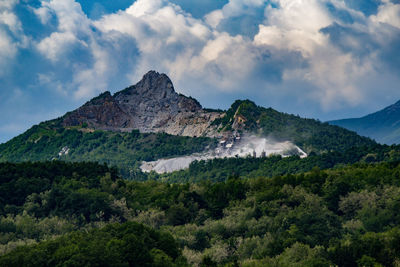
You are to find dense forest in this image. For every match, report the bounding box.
[0,221,186,267]
[2,161,400,266]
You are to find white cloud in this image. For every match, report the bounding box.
[40,0,89,32]
[0,29,17,71]
[0,0,18,10]
[266,0,332,32]
[0,10,21,32]
[371,2,400,28]
[72,42,110,99]
[126,0,164,17]
[205,0,266,29]
[205,10,223,28]
[33,5,53,24]
[0,0,27,76]
[2,0,400,137]
[91,0,400,111]
[37,31,85,61]
[95,0,214,82]
[31,0,140,99]
[250,0,386,109]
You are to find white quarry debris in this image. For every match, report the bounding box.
[141,134,307,174]
[58,146,70,157]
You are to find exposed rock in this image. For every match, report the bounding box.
[62,91,131,129]
[62,71,224,137]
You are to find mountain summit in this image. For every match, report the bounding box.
[329,100,400,144]
[62,71,222,137]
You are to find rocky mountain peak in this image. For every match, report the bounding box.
[139,70,173,93]
[115,70,175,99]
[62,71,223,137]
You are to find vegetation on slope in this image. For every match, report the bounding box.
[0,121,216,179]
[213,100,376,153]
[2,161,400,266]
[0,221,186,267]
[160,143,400,183]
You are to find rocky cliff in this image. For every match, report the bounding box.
[62,71,223,137]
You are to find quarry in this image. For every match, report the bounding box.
[141,133,307,173]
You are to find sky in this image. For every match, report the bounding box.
[0,0,400,143]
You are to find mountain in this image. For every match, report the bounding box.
[0,71,377,179]
[62,70,222,137]
[213,99,375,153]
[329,100,400,144]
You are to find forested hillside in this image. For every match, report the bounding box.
[0,121,216,179]
[2,161,400,266]
[0,222,186,267]
[160,142,400,183]
[214,100,375,153]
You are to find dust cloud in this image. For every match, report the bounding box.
[141,135,307,174]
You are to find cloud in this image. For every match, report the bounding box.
[205,0,266,36]
[253,1,365,108]
[37,31,86,61]
[2,0,400,142]
[0,0,18,10]
[29,0,140,99]
[0,0,28,76]
[95,0,305,96]
[343,0,381,16]
[250,0,400,110]
[371,1,400,28]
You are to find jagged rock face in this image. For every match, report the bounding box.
[62,92,131,129]
[62,71,223,137]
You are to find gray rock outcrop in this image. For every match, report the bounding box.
[62,71,223,137]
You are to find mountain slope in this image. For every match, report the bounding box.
[0,124,216,180]
[329,100,400,144]
[214,99,376,153]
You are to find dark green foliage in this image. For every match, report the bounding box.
[161,143,399,183]
[0,123,216,180]
[329,228,400,267]
[0,161,117,211]
[204,177,247,219]
[0,221,186,267]
[2,160,400,265]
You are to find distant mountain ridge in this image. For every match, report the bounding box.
[329,100,400,144]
